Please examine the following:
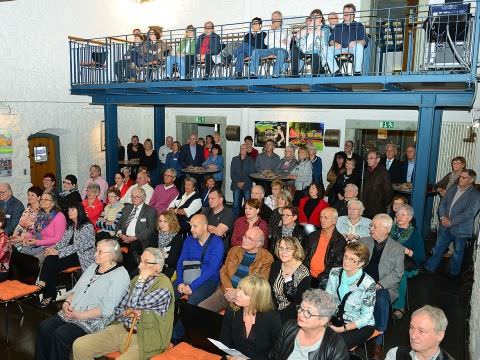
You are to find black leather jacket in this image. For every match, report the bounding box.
[270,320,349,360]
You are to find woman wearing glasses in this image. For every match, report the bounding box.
[269,206,305,253]
[325,241,376,350]
[218,275,281,360]
[269,236,310,323]
[165,25,196,80]
[270,289,348,359]
[35,239,129,360]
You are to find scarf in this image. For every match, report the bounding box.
[158,231,176,249]
[390,223,414,245]
[59,188,79,198]
[34,209,57,239]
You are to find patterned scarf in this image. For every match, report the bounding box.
[59,187,79,198]
[157,231,176,249]
[390,223,414,245]
[34,209,57,239]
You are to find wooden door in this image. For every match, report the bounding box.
[28,136,58,188]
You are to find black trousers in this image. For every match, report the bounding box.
[35,314,87,360]
[290,45,323,75]
[340,325,375,350]
[39,253,80,298]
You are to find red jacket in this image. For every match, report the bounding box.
[298,197,329,226]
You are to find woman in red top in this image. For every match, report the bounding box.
[298,183,329,227]
[113,172,130,199]
[121,167,135,188]
[230,198,269,249]
[204,135,214,160]
[82,183,104,231]
[0,212,12,282]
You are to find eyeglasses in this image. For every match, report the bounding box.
[131,195,143,199]
[0,191,7,196]
[62,180,72,185]
[278,247,294,253]
[139,260,157,265]
[296,305,322,319]
[282,213,294,217]
[95,250,112,254]
[343,255,359,264]
[204,26,214,29]
[40,198,52,202]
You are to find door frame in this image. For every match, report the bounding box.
[27,133,61,192]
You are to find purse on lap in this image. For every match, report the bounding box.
[182,235,213,285]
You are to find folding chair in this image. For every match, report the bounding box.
[335,53,354,75]
[0,280,39,343]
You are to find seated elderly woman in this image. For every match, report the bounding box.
[325,241,376,350]
[35,239,130,360]
[276,144,298,178]
[269,236,311,323]
[157,210,183,279]
[231,198,269,248]
[219,275,282,360]
[336,199,371,242]
[11,185,43,240]
[332,183,358,217]
[95,187,124,241]
[270,289,349,360]
[269,206,305,252]
[390,204,425,320]
[264,179,285,211]
[82,183,104,229]
[168,176,202,233]
[38,202,96,307]
[73,247,174,359]
[298,183,329,227]
[268,189,293,234]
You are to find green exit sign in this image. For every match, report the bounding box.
[196,116,206,124]
[379,121,395,129]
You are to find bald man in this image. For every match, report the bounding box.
[0,183,25,236]
[175,214,224,305]
[304,207,346,289]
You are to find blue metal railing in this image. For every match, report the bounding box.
[69,1,478,86]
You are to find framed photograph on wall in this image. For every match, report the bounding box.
[288,122,325,151]
[254,121,287,148]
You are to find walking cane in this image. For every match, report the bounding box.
[124,311,138,353]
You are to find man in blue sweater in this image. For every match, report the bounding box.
[0,183,24,236]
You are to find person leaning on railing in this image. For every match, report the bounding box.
[165,25,196,80]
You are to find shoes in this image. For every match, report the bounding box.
[369,344,384,360]
[443,249,454,258]
[446,272,460,279]
[248,73,258,79]
[334,70,342,77]
[354,71,362,76]
[39,297,54,309]
[235,72,243,79]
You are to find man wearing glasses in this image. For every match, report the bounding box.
[234,17,268,78]
[0,182,24,236]
[248,11,289,78]
[304,207,346,289]
[73,248,174,359]
[424,169,480,277]
[195,21,222,79]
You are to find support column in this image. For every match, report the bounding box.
[411,95,439,238]
[104,104,118,184]
[152,106,166,184]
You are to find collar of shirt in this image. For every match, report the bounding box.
[409,348,441,360]
[163,184,175,190]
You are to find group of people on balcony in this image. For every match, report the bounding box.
[112,3,368,82]
[0,123,477,359]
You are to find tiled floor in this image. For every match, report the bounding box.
[0,247,471,360]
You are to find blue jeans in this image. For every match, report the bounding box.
[165,55,189,79]
[326,43,365,73]
[373,289,390,345]
[249,48,288,76]
[172,278,219,342]
[425,226,469,275]
[234,44,255,74]
[232,187,251,218]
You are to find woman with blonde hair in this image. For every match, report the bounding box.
[219,275,282,360]
[157,210,183,278]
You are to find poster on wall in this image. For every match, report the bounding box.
[288,122,324,151]
[0,131,12,177]
[254,121,287,148]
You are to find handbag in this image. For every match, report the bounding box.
[182,235,212,285]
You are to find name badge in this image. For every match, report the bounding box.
[140,218,147,222]
[5,214,11,219]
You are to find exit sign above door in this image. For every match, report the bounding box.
[196,116,206,124]
[379,121,395,129]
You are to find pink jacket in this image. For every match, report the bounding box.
[26,212,67,247]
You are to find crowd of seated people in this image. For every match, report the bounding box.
[0,125,477,360]
[104,3,369,83]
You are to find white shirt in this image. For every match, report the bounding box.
[121,183,154,204]
[158,144,172,165]
[386,158,393,170]
[385,347,441,360]
[169,191,202,218]
[125,203,144,237]
[266,28,289,49]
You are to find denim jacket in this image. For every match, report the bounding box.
[325,267,376,329]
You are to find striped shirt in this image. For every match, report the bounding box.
[231,252,256,288]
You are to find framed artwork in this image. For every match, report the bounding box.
[288,122,324,151]
[0,131,13,177]
[254,121,287,148]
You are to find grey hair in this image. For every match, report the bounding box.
[144,247,166,271]
[348,199,365,213]
[165,168,177,178]
[0,183,11,191]
[132,186,146,199]
[306,144,316,152]
[397,204,414,218]
[412,305,448,333]
[285,144,296,153]
[373,213,393,230]
[253,184,265,196]
[385,143,397,151]
[87,182,100,193]
[97,239,123,263]
[251,226,265,246]
[184,176,197,187]
[302,289,338,319]
[344,183,358,194]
